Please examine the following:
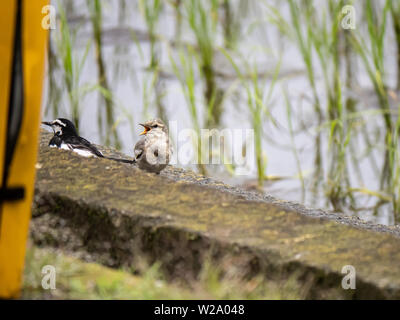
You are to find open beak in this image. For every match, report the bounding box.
[139,124,150,136]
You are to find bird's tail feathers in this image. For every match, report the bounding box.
[105,156,134,164]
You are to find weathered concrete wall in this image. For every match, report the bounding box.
[31,131,400,299]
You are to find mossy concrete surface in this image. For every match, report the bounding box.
[31,131,400,299]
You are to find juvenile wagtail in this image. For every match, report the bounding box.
[133,118,171,174]
[42,118,132,163]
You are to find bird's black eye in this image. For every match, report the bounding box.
[154,124,158,128]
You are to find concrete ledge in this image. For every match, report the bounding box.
[31,131,400,299]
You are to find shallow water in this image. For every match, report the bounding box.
[43,0,399,225]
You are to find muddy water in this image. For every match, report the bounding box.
[43,0,398,225]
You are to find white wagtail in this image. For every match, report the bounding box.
[42,118,132,163]
[133,118,171,174]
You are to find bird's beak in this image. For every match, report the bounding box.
[41,121,53,127]
[139,124,150,136]
[42,121,56,134]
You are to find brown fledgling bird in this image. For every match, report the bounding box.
[133,118,171,174]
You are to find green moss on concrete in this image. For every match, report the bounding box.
[31,131,400,299]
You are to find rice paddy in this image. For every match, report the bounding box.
[44,0,400,225]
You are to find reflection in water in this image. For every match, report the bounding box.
[43,0,400,225]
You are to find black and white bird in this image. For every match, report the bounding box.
[42,118,132,163]
[42,118,104,157]
[133,118,171,174]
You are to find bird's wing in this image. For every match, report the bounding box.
[63,135,104,157]
[134,138,145,160]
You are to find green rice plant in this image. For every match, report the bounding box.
[389,1,400,90]
[267,0,357,210]
[340,3,379,188]
[351,0,391,130]
[313,0,354,210]
[87,0,121,149]
[154,75,168,123]
[141,71,156,118]
[282,86,305,202]
[262,1,292,38]
[131,25,167,124]
[283,0,327,200]
[140,68,168,123]
[221,48,281,187]
[256,0,399,217]
[309,1,342,118]
[265,0,326,203]
[185,0,224,127]
[350,0,393,192]
[170,0,183,40]
[45,37,62,117]
[325,81,354,211]
[55,0,91,132]
[139,0,163,70]
[387,105,400,219]
[286,0,322,122]
[169,45,207,175]
[138,0,168,122]
[222,0,247,50]
[222,0,234,49]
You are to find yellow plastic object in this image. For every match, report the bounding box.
[0,0,48,298]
